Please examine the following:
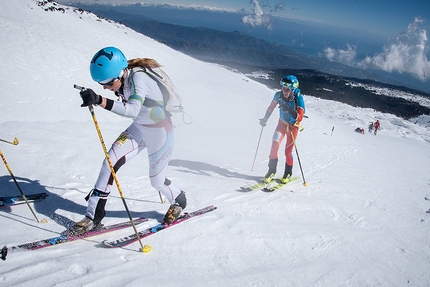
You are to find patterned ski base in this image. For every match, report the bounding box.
[240,181,271,192]
[0,192,48,207]
[102,205,217,248]
[262,176,300,192]
[1,217,148,261]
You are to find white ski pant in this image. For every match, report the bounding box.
[85,120,181,220]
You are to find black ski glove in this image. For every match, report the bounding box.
[259,118,267,127]
[80,89,102,107]
[259,110,272,127]
[279,102,298,119]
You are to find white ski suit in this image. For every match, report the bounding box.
[85,68,182,221]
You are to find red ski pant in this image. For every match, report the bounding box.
[269,120,299,166]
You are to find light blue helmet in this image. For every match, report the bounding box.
[280,75,299,90]
[89,47,128,83]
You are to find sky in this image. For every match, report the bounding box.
[1,1,430,286]
[61,0,430,91]
[63,0,430,38]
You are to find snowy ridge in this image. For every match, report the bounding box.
[1,1,430,286]
[348,82,430,108]
[127,3,238,13]
[65,1,239,13]
[37,0,128,25]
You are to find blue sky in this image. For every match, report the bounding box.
[91,0,429,38]
[60,0,430,42]
[61,0,429,90]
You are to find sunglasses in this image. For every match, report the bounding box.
[99,78,118,86]
[280,81,294,88]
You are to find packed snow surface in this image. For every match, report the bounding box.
[1,1,429,286]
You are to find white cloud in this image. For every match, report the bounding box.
[360,17,430,81]
[323,44,357,65]
[241,0,272,29]
[322,17,430,82]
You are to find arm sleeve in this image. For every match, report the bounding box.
[296,108,304,123]
[267,100,277,113]
[295,91,305,123]
[109,97,143,118]
[109,72,150,118]
[267,91,280,113]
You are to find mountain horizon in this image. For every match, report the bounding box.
[67,2,430,94]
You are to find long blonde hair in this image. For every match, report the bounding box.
[127,58,162,69]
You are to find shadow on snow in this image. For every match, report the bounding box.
[0,175,163,229]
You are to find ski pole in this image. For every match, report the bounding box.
[0,137,19,145]
[0,150,41,222]
[158,191,165,204]
[74,84,145,252]
[251,125,264,171]
[290,129,307,187]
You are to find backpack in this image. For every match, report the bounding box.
[278,88,301,108]
[139,67,183,117]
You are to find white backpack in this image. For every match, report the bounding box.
[140,67,183,116]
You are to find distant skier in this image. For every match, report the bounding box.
[368,122,373,133]
[355,127,364,134]
[374,120,380,135]
[71,47,187,235]
[259,75,305,184]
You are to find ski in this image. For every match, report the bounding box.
[262,176,300,192]
[240,181,270,192]
[1,217,148,261]
[102,205,217,248]
[0,192,48,207]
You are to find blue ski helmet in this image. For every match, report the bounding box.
[89,47,128,83]
[280,75,299,90]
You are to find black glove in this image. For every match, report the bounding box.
[279,102,297,119]
[80,89,102,107]
[259,118,267,127]
[259,110,272,127]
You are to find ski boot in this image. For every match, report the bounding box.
[263,158,278,183]
[68,189,108,235]
[281,163,293,184]
[69,216,95,235]
[263,172,275,183]
[164,190,187,225]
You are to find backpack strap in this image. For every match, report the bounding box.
[294,89,300,107]
[130,68,165,108]
[279,89,299,107]
[141,68,173,117]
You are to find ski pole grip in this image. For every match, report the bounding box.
[74,84,94,110]
[74,84,85,91]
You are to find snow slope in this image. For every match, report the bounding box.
[1,1,429,286]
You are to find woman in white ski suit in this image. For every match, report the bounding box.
[74,47,186,234]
